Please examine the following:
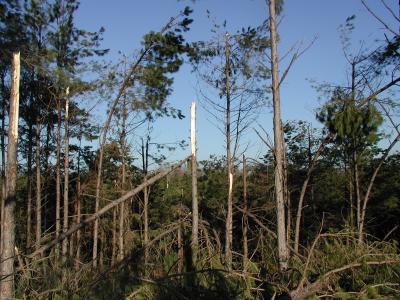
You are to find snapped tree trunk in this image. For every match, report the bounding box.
[31,156,191,258]
[268,0,289,271]
[0,52,20,299]
[92,31,162,268]
[224,33,234,269]
[191,101,198,253]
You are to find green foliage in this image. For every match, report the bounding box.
[317,89,383,152]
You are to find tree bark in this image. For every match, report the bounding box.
[118,88,128,261]
[74,127,82,269]
[55,99,62,257]
[26,123,33,250]
[62,88,70,258]
[0,52,20,299]
[142,137,149,263]
[35,117,42,251]
[0,74,6,254]
[268,0,289,271]
[224,33,234,269]
[242,154,248,272]
[177,224,183,274]
[111,207,117,264]
[191,102,198,253]
[74,180,81,270]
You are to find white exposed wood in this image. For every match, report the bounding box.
[0,52,20,299]
[191,101,199,250]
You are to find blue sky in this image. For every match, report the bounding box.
[75,0,398,162]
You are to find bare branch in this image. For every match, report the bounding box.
[361,0,398,36]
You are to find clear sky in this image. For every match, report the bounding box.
[75,0,398,162]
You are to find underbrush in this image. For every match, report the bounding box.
[16,229,400,299]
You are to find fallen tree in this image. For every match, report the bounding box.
[30,156,191,258]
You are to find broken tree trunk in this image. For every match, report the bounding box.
[30,156,191,258]
[224,33,234,270]
[0,52,20,299]
[191,101,198,253]
[268,0,289,271]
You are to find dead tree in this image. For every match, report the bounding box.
[31,156,191,258]
[268,0,289,271]
[0,52,20,299]
[191,101,199,255]
[92,15,183,268]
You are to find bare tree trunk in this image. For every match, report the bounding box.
[177,224,183,274]
[348,165,354,229]
[55,99,62,257]
[142,137,149,263]
[118,89,128,261]
[0,74,6,254]
[26,124,33,250]
[0,52,20,298]
[62,88,70,259]
[118,198,125,261]
[191,102,198,253]
[99,228,104,270]
[35,116,42,251]
[43,121,51,232]
[268,0,289,271]
[354,154,362,231]
[111,207,117,265]
[358,132,400,243]
[74,184,81,270]
[143,183,149,260]
[74,124,82,270]
[224,33,234,269]
[294,137,328,253]
[286,191,291,248]
[242,154,248,272]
